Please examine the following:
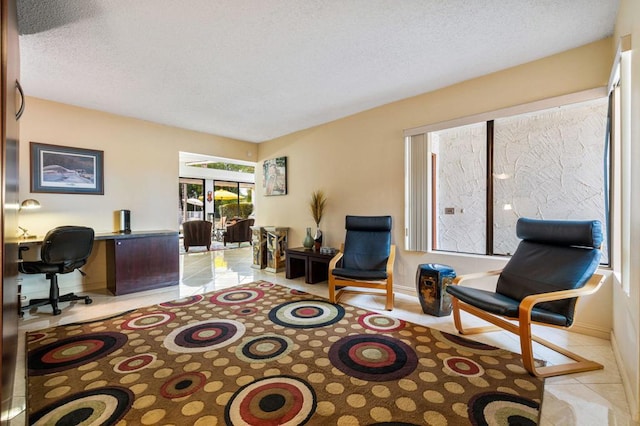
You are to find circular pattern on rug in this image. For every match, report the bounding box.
[163,319,245,353]
[236,334,294,363]
[28,332,128,375]
[224,375,316,425]
[468,391,539,426]
[358,312,406,332]
[234,306,258,316]
[443,356,485,377]
[328,334,418,382]
[29,386,133,425]
[27,332,49,344]
[160,372,207,399]
[431,329,506,355]
[159,294,204,307]
[269,300,345,329]
[210,288,265,305]
[121,312,176,330]
[290,289,308,296]
[114,353,157,373]
[257,281,275,288]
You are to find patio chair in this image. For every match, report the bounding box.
[182,220,213,251]
[223,218,254,246]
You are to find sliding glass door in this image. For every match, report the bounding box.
[178,177,204,226]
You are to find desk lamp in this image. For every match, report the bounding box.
[18,198,41,239]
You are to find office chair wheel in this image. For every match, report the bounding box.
[85,298,93,305]
[53,308,62,316]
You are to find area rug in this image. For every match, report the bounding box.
[26,281,544,425]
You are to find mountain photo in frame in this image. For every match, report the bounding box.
[30,142,104,195]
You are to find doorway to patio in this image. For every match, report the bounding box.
[178,152,256,250]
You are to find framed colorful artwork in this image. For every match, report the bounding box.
[263,156,287,196]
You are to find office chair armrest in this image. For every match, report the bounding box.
[518,273,605,319]
[452,269,503,286]
[18,245,30,260]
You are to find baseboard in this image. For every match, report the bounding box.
[570,322,611,340]
[394,284,417,297]
[611,332,640,422]
[20,280,107,304]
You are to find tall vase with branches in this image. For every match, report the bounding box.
[309,190,327,250]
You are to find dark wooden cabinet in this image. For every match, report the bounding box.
[105,232,179,296]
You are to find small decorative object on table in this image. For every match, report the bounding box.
[319,246,336,256]
[416,263,456,316]
[313,228,322,250]
[303,227,314,249]
[309,189,327,251]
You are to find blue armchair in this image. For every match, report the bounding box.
[328,215,396,310]
[446,218,605,377]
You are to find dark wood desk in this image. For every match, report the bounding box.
[286,247,337,284]
[20,230,179,296]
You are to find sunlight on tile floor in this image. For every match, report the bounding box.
[12,247,638,425]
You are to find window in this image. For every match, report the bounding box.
[179,177,205,223]
[406,93,610,263]
[609,35,632,293]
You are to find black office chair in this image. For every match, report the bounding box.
[19,226,95,316]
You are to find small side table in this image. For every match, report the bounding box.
[286,247,336,284]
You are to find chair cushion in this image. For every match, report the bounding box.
[517,218,603,248]
[342,216,391,272]
[446,285,571,327]
[494,218,602,325]
[19,261,61,275]
[332,267,388,281]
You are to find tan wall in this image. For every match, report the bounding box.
[19,97,257,236]
[256,38,614,336]
[18,98,257,297]
[612,0,640,419]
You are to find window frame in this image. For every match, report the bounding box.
[404,88,610,263]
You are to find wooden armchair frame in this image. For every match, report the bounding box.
[328,244,396,310]
[449,270,605,378]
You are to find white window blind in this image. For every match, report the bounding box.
[404,134,429,251]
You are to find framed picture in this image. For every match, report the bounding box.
[30,142,104,195]
[263,156,287,196]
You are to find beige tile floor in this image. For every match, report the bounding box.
[11,246,639,425]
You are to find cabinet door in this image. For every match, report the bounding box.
[107,236,179,295]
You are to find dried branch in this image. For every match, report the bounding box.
[309,190,327,227]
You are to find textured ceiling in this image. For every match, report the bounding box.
[17,1,619,143]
